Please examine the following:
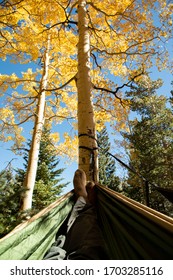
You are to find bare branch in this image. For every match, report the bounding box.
[0,114,34,128]
[0,78,39,86]
[91,53,101,69]
[45,74,77,92]
[87,1,119,17]
[46,114,76,121]
[93,71,145,104]
[93,83,124,105]
[91,36,159,57]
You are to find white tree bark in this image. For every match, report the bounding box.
[77,0,98,182]
[21,38,50,211]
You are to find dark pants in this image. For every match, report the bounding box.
[63,203,109,259]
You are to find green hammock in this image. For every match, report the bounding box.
[0,186,173,260]
[0,191,74,260]
[97,186,173,259]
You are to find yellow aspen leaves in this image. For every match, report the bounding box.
[49,132,60,143]
[0,0,172,161]
[0,108,13,121]
[57,133,78,161]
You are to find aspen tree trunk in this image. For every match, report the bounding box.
[77,0,98,182]
[21,39,50,211]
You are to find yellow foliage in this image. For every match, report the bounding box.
[5,136,13,141]
[0,108,14,121]
[95,110,112,131]
[57,134,78,161]
[0,0,172,160]
[13,101,24,110]
[49,132,60,143]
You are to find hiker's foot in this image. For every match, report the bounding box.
[73,169,88,200]
[86,181,97,205]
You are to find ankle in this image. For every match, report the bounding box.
[73,169,87,199]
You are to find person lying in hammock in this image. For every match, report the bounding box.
[43,169,109,260]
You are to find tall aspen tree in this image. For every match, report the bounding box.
[21,38,50,210]
[77,0,98,182]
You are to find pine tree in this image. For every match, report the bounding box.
[16,127,68,213]
[97,126,120,190]
[123,77,173,215]
[0,164,22,238]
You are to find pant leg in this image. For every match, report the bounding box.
[63,203,109,260]
[67,196,87,232]
[43,197,87,260]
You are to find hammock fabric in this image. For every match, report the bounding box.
[0,192,74,260]
[0,186,173,260]
[156,187,173,203]
[96,185,173,259]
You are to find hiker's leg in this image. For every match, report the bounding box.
[63,202,108,259]
[44,170,109,260]
[63,170,109,259]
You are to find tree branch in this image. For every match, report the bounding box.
[91,53,101,69]
[87,1,119,17]
[0,114,34,129]
[92,71,145,104]
[44,74,77,92]
[91,38,159,57]
[94,102,117,118]
[12,99,36,111]
[46,114,76,121]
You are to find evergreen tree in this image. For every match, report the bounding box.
[16,127,68,213]
[0,164,22,238]
[97,126,120,190]
[122,77,173,215]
